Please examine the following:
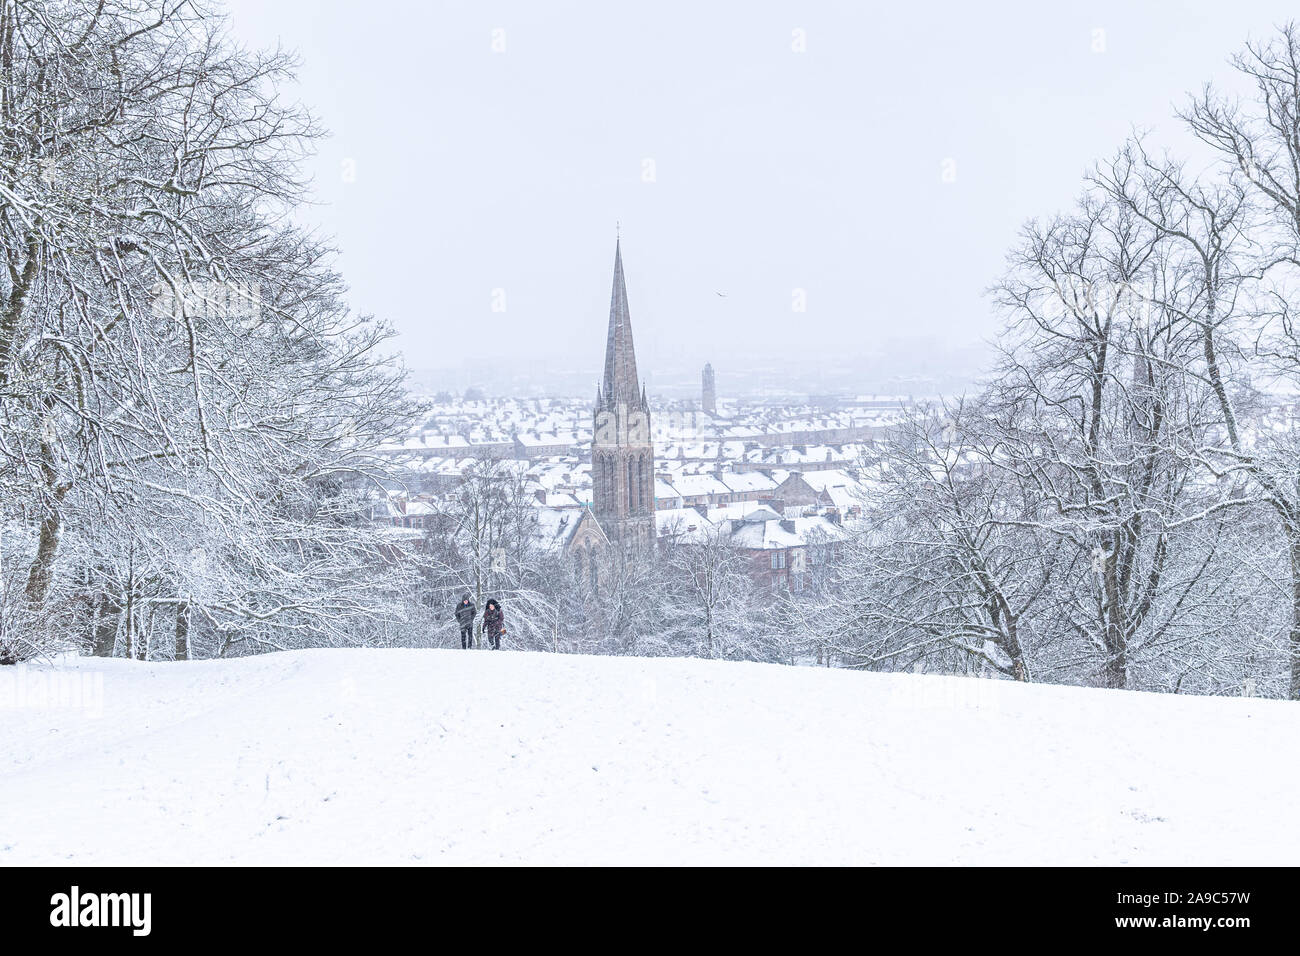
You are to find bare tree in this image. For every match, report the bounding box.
[658,520,759,660]
[986,193,1211,688]
[830,403,1061,680]
[0,0,420,661]
[1163,23,1300,696]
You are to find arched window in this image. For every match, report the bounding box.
[627,457,636,512]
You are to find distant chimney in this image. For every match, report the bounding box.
[702,362,717,416]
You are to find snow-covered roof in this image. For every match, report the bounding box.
[515,431,579,447]
[656,508,717,542]
[540,492,582,509]
[718,472,777,493]
[654,479,681,500]
[530,508,589,551]
[798,469,856,491]
[666,474,731,497]
[708,502,782,524]
[724,515,848,550]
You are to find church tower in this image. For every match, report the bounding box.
[592,238,655,551]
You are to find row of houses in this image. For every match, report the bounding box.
[652,469,865,518]
[383,460,866,521]
[374,465,866,591]
[381,430,889,462]
[379,394,908,462]
[654,502,849,590]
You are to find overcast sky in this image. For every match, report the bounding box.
[220,0,1298,381]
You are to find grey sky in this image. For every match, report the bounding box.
[221,0,1297,383]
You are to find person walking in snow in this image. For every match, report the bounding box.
[454,593,477,649]
[482,598,505,651]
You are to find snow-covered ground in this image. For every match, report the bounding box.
[2,649,1297,865]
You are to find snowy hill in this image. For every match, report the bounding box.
[3,649,1297,865]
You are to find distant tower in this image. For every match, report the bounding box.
[701,362,717,416]
[592,238,655,550]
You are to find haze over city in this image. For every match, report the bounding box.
[220,0,1298,392]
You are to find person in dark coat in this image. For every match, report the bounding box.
[482,598,504,651]
[454,593,476,649]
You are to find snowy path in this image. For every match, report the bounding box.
[2,649,1297,865]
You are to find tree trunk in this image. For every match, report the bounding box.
[0,230,41,389]
[122,553,136,660]
[23,422,68,612]
[23,507,61,609]
[122,586,133,660]
[1006,619,1029,682]
[1100,638,1128,689]
[174,599,190,662]
[1289,534,1300,700]
[91,591,116,657]
[1101,549,1128,689]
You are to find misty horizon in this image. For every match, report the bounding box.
[219,0,1300,381]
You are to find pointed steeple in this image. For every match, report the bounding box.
[602,238,641,408]
[590,231,655,555]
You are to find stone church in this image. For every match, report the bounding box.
[565,238,657,566]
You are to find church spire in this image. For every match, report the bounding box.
[602,238,641,409]
[591,231,655,554]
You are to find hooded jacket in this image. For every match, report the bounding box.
[482,599,504,636]
[454,595,476,627]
